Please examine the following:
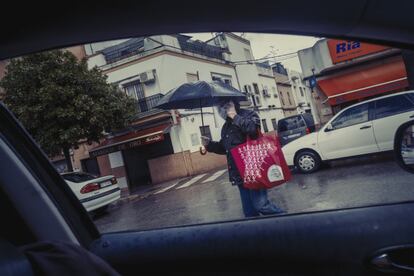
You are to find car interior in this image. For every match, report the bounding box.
[3,0,414,275]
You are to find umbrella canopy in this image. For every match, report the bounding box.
[155,81,247,110]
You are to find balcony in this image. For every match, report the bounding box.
[133,93,165,119]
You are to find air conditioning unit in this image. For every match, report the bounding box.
[140,71,155,83]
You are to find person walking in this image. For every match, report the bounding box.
[201,100,285,217]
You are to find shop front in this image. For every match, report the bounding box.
[318,55,408,108]
[298,39,410,123]
[89,123,173,193]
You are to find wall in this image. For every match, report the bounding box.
[275,73,297,117]
[257,75,285,131]
[298,39,333,78]
[66,46,87,60]
[223,33,286,129]
[96,152,129,192]
[148,150,227,184]
[71,141,100,171]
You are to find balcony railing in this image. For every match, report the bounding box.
[136,93,162,112]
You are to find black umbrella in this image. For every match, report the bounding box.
[156,81,247,154]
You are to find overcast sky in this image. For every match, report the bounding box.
[187,33,321,72]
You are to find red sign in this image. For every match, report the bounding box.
[89,133,164,157]
[327,39,389,64]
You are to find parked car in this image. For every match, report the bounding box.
[61,172,121,212]
[277,113,315,146]
[282,91,414,173]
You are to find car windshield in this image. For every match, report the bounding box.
[61,173,97,183]
[2,32,414,234]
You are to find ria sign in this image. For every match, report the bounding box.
[327,39,389,64]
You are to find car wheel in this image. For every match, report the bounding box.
[295,151,321,174]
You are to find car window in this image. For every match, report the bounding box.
[61,173,96,183]
[2,33,414,235]
[331,103,369,130]
[375,94,414,119]
[278,116,304,132]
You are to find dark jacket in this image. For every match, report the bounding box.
[206,109,260,185]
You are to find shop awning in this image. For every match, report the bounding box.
[317,56,409,105]
[89,123,171,158]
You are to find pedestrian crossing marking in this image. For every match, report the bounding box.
[153,181,180,194]
[176,174,207,189]
[202,169,227,183]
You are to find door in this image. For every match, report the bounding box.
[372,93,414,151]
[122,134,174,191]
[318,103,379,159]
[81,157,100,176]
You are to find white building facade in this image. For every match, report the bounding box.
[288,70,319,124]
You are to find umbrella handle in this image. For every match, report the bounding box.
[200,146,207,155]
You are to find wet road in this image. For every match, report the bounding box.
[94,154,414,233]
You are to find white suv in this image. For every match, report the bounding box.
[282,91,414,173]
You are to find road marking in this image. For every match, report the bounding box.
[153,181,180,194]
[176,174,207,189]
[202,169,227,183]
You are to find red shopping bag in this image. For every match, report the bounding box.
[231,132,291,189]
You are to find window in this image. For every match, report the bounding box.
[287,92,292,105]
[271,118,277,131]
[253,83,260,94]
[244,84,252,94]
[272,87,278,98]
[375,95,414,119]
[331,103,369,130]
[279,91,285,105]
[244,48,252,60]
[254,95,261,106]
[278,116,305,132]
[211,73,232,86]
[186,73,199,83]
[124,82,145,100]
[61,172,96,183]
[190,133,200,146]
[199,125,212,140]
[299,87,304,97]
[261,119,269,132]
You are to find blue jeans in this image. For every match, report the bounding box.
[237,185,285,217]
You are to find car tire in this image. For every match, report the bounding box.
[294,150,321,174]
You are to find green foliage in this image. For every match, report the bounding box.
[1,50,136,156]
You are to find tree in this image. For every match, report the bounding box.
[1,50,136,171]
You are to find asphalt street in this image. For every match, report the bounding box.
[94,153,414,233]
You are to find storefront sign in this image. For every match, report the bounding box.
[327,39,389,64]
[89,133,164,157]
